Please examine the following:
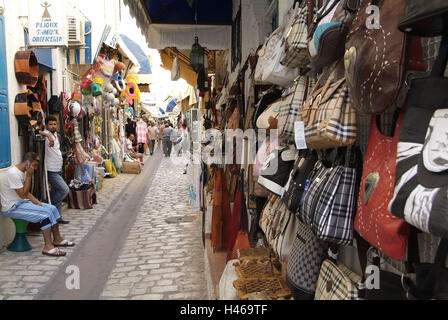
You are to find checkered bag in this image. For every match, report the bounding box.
[314,259,361,300]
[300,160,357,245]
[300,65,357,149]
[286,218,328,300]
[281,1,316,68]
[277,76,316,143]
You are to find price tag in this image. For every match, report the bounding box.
[294,121,307,150]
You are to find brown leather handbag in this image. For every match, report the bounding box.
[211,168,232,250]
[344,0,409,114]
[14,51,39,87]
[398,0,448,37]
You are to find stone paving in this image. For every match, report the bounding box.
[100,157,207,300]
[0,165,136,300]
[0,151,208,300]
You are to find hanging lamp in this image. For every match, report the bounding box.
[189,0,207,73]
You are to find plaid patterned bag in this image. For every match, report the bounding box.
[277,76,316,143]
[300,160,357,245]
[281,1,316,68]
[286,218,328,300]
[314,259,361,300]
[300,65,357,149]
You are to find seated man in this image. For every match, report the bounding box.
[0,152,75,257]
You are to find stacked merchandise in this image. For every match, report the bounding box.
[205,0,448,300]
[232,248,292,300]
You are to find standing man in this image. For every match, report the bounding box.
[147,121,158,156]
[39,116,70,224]
[0,152,75,256]
[162,121,174,157]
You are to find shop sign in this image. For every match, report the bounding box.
[28,0,67,47]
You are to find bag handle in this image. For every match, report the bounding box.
[431,35,448,77]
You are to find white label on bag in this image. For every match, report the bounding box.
[295,121,307,150]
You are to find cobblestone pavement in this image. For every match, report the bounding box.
[0,167,135,300]
[100,156,207,300]
[0,150,207,300]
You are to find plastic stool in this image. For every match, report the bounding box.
[7,219,32,252]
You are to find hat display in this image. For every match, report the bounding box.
[14,51,39,87]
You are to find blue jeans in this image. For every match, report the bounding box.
[47,171,70,215]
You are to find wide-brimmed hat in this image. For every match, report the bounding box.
[14,51,39,86]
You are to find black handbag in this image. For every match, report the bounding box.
[399,0,448,37]
[281,150,318,214]
[410,238,448,300]
[388,35,448,239]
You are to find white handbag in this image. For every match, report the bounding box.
[254,6,299,87]
[171,56,180,81]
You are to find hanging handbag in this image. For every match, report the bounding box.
[286,218,328,300]
[255,6,300,87]
[171,56,181,81]
[307,0,360,72]
[280,0,316,68]
[269,200,300,262]
[388,36,448,239]
[277,75,316,143]
[300,150,358,245]
[344,0,409,114]
[398,0,448,37]
[409,238,448,300]
[211,168,232,249]
[300,63,357,149]
[259,195,281,241]
[355,113,411,261]
[314,258,361,300]
[281,151,318,214]
[228,171,252,261]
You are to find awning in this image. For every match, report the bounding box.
[124,0,232,50]
[141,0,231,25]
[160,50,198,87]
[166,99,177,113]
[119,34,152,74]
[147,24,231,50]
[33,49,54,70]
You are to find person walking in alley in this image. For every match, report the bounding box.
[39,116,70,224]
[162,121,174,157]
[147,121,158,156]
[0,152,75,257]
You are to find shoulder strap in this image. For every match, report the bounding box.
[431,35,448,77]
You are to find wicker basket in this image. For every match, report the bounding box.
[237,248,272,260]
[233,259,281,278]
[233,276,292,300]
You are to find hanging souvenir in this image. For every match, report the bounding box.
[120,75,141,105]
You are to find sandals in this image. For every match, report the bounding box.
[53,239,76,247]
[42,248,66,257]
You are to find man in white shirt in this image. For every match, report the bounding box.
[39,116,70,224]
[0,152,74,256]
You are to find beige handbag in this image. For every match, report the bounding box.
[314,259,361,300]
[259,195,281,241]
[300,63,357,149]
[271,207,300,262]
